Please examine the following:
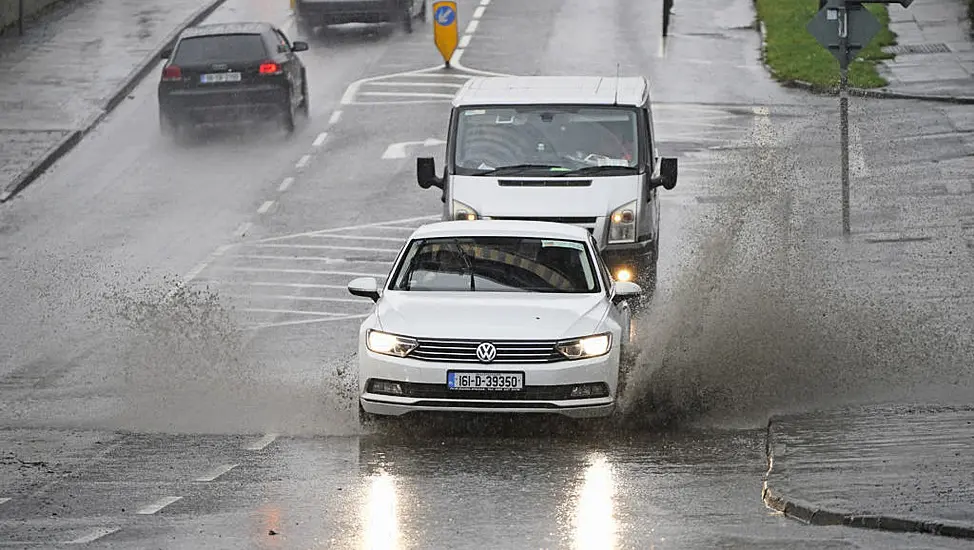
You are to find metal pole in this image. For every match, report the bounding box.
[18,0,25,35]
[837,2,851,236]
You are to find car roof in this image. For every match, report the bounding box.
[453,76,650,108]
[180,22,272,38]
[409,220,593,242]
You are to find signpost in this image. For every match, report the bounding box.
[432,1,459,68]
[805,0,912,236]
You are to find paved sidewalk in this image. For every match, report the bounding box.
[879,0,974,99]
[765,406,974,538]
[0,0,221,200]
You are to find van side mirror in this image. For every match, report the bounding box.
[653,157,678,190]
[417,157,444,190]
[161,47,173,60]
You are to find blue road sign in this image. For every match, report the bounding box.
[435,4,456,26]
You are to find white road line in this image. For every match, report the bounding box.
[230,294,372,304]
[258,201,275,214]
[194,464,239,482]
[136,496,182,515]
[359,91,456,98]
[279,177,294,192]
[235,222,252,237]
[367,81,464,88]
[296,154,312,169]
[256,214,438,242]
[251,243,400,253]
[217,281,350,290]
[473,6,486,18]
[459,34,472,48]
[0,498,9,506]
[312,132,328,147]
[222,267,386,277]
[66,527,121,545]
[346,99,455,106]
[250,313,370,329]
[309,233,404,242]
[244,433,278,451]
[329,110,342,125]
[242,308,358,317]
[465,20,479,34]
[480,0,490,5]
[229,254,389,263]
[183,262,210,282]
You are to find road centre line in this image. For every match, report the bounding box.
[244,433,278,451]
[194,464,239,482]
[256,214,438,242]
[329,110,342,125]
[257,201,275,214]
[312,132,328,147]
[242,308,358,317]
[229,294,372,304]
[251,243,400,253]
[279,177,294,192]
[464,20,479,34]
[473,6,486,18]
[459,34,472,48]
[221,266,387,277]
[136,496,182,515]
[296,154,312,169]
[480,0,490,4]
[66,528,121,545]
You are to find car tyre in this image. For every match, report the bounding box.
[299,73,310,118]
[402,3,414,33]
[280,95,296,136]
[418,0,428,21]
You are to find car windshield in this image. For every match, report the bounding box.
[389,236,601,293]
[453,106,641,176]
[172,34,267,64]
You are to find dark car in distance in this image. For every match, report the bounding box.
[158,22,310,138]
[293,0,427,36]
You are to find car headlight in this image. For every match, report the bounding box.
[366,329,418,358]
[452,199,479,221]
[556,333,612,360]
[608,200,636,243]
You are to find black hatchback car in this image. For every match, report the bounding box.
[158,22,309,137]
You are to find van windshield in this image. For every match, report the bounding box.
[453,106,642,176]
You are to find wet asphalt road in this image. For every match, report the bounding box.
[1,0,973,547]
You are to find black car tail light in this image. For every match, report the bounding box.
[161,65,182,81]
[259,62,281,75]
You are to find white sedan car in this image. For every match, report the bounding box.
[347,219,642,420]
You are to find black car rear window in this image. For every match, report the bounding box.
[172,34,268,64]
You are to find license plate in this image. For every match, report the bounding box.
[447,371,523,391]
[201,72,241,84]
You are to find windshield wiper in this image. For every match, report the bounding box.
[555,165,638,176]
[452,239,475,291]
[473,164,568,176]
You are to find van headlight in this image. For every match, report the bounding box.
[608,200,636,243]
[556,333,612,360]
[366,330,418,357]
[452,200,479,221]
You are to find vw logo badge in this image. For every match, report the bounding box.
[476,342,497,363]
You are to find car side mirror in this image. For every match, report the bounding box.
[611,281,643,303]
[291,41,309,52]
[348,276,380,302]
[161,47,173,60]
[651,157,678,190]
[417,157,443,190]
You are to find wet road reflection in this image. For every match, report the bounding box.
[571,453,617,550]
[363,470,402,550]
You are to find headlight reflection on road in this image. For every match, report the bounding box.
[362,470,402,550]
[572,453,618,550]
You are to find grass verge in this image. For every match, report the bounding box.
[755,0,897,89]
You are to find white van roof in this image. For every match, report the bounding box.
[452,76,650,108]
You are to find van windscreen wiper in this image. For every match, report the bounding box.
[473,164,569,176]
[555,165,638,176]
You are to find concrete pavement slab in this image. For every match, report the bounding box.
[0,0,228,202]
[764,406,974,540]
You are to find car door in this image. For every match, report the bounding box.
[270,28,300,106]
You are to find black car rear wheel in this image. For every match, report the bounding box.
[299,74,310,117]
[280,97,295,135]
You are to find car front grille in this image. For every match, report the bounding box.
[410,338,565,364]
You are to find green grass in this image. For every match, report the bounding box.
[755,0,897,89]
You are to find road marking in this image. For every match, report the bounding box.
[252,243,401,253]
[256,214,438,243]
[296,154,312,169]
[66,528,121,545]
[258,201,275,214]
[329,110,342,125]
[183,262,210,282]
[241,308,360,317]
[279,177,294,192]
[0,498,9,506]
[360,91,456,99]
[382,138,447,159]
[459,34,472,48]
[216,281,351,290]
[250,313,371,329]
[194,464,239,482]
[368,81,464,88]
[244,433,278,451]
[473,6,486,18]
[480,0,490,5]
[465,20,479,34]
[222,266,387,277]
[235,222,252,237]
[312,132,328,147]
[136,496,182,515]
[229,254,390,263]
[309,233,405,242]
[231,294,372,304]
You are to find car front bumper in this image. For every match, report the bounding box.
[358,344,621,418]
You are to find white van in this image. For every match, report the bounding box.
[416,76,678,293]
